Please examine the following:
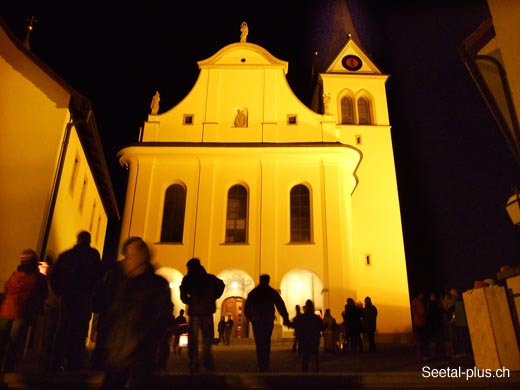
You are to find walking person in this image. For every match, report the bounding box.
[101,237,173,390]
[244,274,290,372]
[293,299,324,372]
[50,231,102,371]
[180,258,225,373]
[0,249,48,372]
[362,296,378,353]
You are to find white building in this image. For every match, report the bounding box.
[0,18,119,287]
[118,26,411,338]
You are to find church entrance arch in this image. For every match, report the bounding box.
[280,269,324,320]
[217,269,255,339]
[155,267,184,316]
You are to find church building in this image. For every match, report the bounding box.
[118,24,411,338]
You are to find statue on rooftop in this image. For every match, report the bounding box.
[240,22,248,43]
[150,91,160,115]
[323,92,331,115]
[234,108,248,127]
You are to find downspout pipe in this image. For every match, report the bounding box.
[39,114,88,260]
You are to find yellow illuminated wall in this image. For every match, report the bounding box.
[119,36,411,336]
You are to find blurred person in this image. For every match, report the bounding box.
[50,231,102,371]
[244,274,290,372]
[101,237,173,390]
[180,258,225,373]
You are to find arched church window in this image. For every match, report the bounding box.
[357,96,371,124]
[340,96,355,124]
[290,184,311,242]
[225,185,248,243]
[160,184,186,243]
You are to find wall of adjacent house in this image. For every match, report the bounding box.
[0,25,69,287]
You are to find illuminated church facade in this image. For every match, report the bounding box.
[118,27,411,338]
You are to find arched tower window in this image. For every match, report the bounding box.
[357,96,372,124]
[161,184,186,243]
[225,185,248,243]
[290,184,311,242]
[340,96,355,124]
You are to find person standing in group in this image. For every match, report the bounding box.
[343,297,363,353]
[244,274,290,372]
[224,315,234,345]
[0,249,48,372]
[180,258,225,373]
[173,309,187,354]
[411,291,428,359]
[101,237,173,390]
[322,308,339,353]
[362,296,378,353]
[217,316,226,345]
[50,231,102,371]
[292,299,324,372]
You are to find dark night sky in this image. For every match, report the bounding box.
[3,0,520,296]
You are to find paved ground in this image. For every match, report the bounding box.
[2,338,519,389]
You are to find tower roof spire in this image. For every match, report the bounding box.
[23,16,37,50]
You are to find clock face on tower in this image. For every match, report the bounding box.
[341,55,363,71]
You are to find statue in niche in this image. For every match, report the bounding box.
[150,91,160,115]
[240,22,248,43]
[323,92,331,114]
[234,108,248,127]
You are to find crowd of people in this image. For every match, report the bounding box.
[411,286,472,361]
[0,232,381,379]
[0,232,494,385]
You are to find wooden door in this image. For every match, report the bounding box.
[221,296,248,338]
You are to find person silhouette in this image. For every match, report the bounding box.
[244,274,290,372]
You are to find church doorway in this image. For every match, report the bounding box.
[221,297,248,338]
[155,267,184,316]
[280,269,324,321]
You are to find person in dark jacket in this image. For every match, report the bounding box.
[293,299,324,372]
[0,249,47,372]
[101,237,173,390]
[180,258,225,373]
[343,297,363,353]
[244,274,290,372]
[362,296,378,353]
[50,231,102,371]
